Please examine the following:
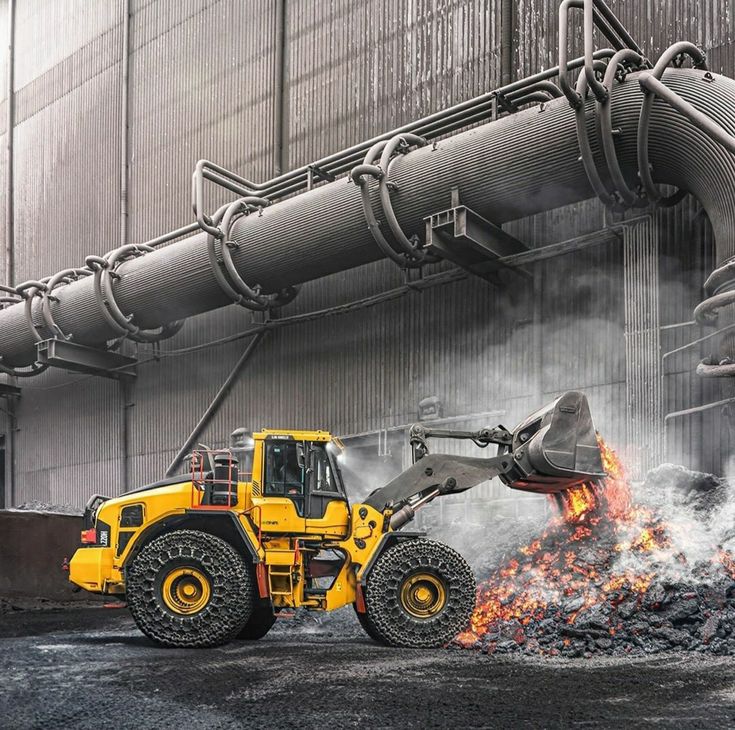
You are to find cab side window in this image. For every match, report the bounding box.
[309,444,339,493]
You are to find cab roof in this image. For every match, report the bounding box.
[254,429,332,442]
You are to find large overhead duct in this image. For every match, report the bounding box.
[1,1,734,377]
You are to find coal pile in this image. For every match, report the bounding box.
[12,500,81,516]
[455,444,735,657]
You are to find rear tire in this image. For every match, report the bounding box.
[237,599,276,640]
[363,539,476,648]
[353,603,385,643]
[126,529,254,648]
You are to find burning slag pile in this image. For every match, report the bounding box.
[455,442,735,657]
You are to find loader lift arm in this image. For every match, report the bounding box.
[364,391,606,528]
[409,423,513,460]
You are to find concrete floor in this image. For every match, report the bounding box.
[2,606,735,729]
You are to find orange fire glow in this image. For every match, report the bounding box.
[456,436,674,649]
[718,549,735,580]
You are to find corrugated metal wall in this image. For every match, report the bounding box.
[286,0,502,166]
[2,0,733,508]
[9,0,125,507]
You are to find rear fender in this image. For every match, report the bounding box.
[122,510,261,570]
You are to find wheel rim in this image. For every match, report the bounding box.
[399,572,447,619]
[161,567,211,615]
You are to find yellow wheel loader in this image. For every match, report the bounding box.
[68,391,605,648]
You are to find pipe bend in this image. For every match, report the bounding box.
[651,41,707,76]
[558,0,583,108]
[16,280,47,297]
[697,359,735,378]
[637,44,709,203]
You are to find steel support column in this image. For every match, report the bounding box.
[119,0,132,494]
[501,0,514,87]
[5,0,14,288]
[274,0,288,175]
[165,332,266,476]
[5,0,16,506]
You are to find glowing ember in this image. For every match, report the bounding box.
[719,550,735,580]
[454,436,731,654]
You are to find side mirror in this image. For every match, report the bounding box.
[296,442,306,469]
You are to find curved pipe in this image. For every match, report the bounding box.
[558,0,623,108]
[506,81,564,101]
[1,68,735,369]
[42,267,92,340]
[583,0,609,102]
[219,196,272,307]
[574,61,617,207]
[352,143,412,268]
[512,91,559,108]
[694,290,735,324]
[598,48,647,206]
[377,134,438,263]
[204,203,268,310]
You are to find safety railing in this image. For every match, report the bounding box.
[189,448,240,511]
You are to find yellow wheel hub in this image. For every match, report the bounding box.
[399,572,447,619]
[161,567,211,615]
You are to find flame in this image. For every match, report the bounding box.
[456,436,673,649]
[562,484,597,523]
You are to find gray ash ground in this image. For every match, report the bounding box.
[3,606,735,729]
[453,461,735,658]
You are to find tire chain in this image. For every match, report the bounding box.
[353,603,385,643]
[126,529,254,648]
[364,539,476,648]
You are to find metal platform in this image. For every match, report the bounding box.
[36,339,137,380]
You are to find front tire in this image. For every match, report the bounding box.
[126,529,254,647]
[363,539,476,648]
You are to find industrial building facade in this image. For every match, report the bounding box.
[0,0,732,510]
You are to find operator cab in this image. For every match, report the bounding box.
[262,434,347,518]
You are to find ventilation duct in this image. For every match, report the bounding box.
[0,1,733,379]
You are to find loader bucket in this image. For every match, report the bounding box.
[499,391,606,494]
